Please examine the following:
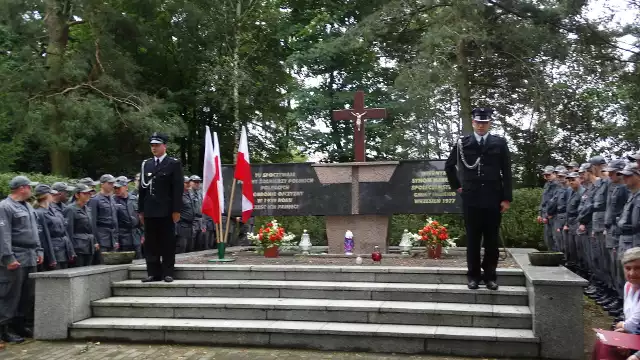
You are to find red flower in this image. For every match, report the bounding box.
[258,234,263,240]
[267,222,273,228]
[439,233,447,240]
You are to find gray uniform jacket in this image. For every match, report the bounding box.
[617,191,640,247]
[190,189,204,230]
[64,204,96,255]
[591,178,610,233]
[114,195,139,248]
[539,181,559,218]
[577,182,597,230]
[0,197,43,267]
[605,182,629,237]
[566,186,585,232]
[177,191,195,238]
[35,207,75,265]
[89,193,119,248]
[129,193,143,246]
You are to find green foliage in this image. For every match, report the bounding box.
[0,172,74,198]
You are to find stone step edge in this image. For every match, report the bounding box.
[129,264,523,276]
[111,280,527,296]
[71,317,538,343]
[92,297,531,317]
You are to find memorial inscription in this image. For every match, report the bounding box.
[221,160,462,217]
[358,160,461,215]
[221,163,352,217]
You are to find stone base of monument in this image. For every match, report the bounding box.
[31,248,586,359]
[326,215,391,254]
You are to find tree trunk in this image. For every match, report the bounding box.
[45,0,71,175]
[231,0,242,153]
[456,39,472,134]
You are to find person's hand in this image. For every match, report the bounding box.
[615,327,626,332]
[37,256,43,265]
[536,216,543,223]
[542,218,548,224]
[69,255,76,264]
[49,262,57,268]
[556,228,561,232]
[201,227,206,233]
[7,260,20,270]
[548,215,553,219]
[141,236,145,245]
[616,321,625,329]
[139,213,144,225]
[95,243,100,250]
[457,188,462,194]
[500,201,510,213]
[627,354,639,360]
[579,224,586,232]
[564,225,569,231]
[172,212,180,223]
[114,242,120,250]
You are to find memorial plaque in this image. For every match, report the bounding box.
[221,163,352,217]
[359,160,462,214]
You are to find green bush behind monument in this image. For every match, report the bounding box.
[0,173,543,250]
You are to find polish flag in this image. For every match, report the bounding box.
[234,126,254,222]
[202,126,225,223]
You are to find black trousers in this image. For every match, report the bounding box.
[144,216,176,278]
[464,205,501,282]
[0,266,36,327]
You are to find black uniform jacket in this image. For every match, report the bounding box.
[444,133,513,208]
[138,156,184,218]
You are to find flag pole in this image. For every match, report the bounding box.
[223,179,238,244]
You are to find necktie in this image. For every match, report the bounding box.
[479,137,485,148]
[155,158,159,167]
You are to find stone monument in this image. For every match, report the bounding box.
[221,91,461,254]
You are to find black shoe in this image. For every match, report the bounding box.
[609,308,623,317]
[486,281,499,291]
[11,326,33,338]
[603,299,621,310]
[467,280,479,290]
[164,276,174,283]
[141,276,161,283]
[1,329,24,343]
[597,296,613,306]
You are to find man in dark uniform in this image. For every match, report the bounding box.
[445,107,512,290]
[538,165,559,251]
[138,132,183,283]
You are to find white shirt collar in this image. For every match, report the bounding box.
[155,154,167,163]
[474,132,489,143]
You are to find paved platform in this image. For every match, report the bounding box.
[0,341,517,360]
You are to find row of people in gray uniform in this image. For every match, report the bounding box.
[176,175,253,253]
[538,155,640,326]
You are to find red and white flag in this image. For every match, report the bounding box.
[202,126,225,223]
[234,126,254,222]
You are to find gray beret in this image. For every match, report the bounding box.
[622,247,640,264]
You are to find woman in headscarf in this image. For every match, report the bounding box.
[593,247,640,360]
[64,184,98,267]
[33,184,76,270]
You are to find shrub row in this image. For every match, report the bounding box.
[0,173,544,249]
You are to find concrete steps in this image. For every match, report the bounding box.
[91,297,532,329]
[127,264,526,286]
[111,279,528,305]
[70,318,539,357]
[70,264,539,357]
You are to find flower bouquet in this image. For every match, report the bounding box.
[413,218,457,259]
[248,219,296,257]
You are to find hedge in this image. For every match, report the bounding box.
[1,173,544,249]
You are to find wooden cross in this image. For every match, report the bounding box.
[332,90,387,162]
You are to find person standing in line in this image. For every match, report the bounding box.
[547,168,570,256]
[189,175,206,251]
[0,176,43,343]
[602,160,629,318]
[64,184,98,267]
[89,174,119,264]
[564,172,585,271]
[579,162,601,298]
[50,182,74,215]
[138,132,183,283]
[538,165,559,251]
[589,156,611,306]
[445,107,512,290]
[33,184,74,270]
[114,178,139,256]
[176,177,195,254]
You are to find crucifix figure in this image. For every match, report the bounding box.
[332,91,387,162]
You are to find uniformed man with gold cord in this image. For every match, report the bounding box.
[445,108,513,290]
